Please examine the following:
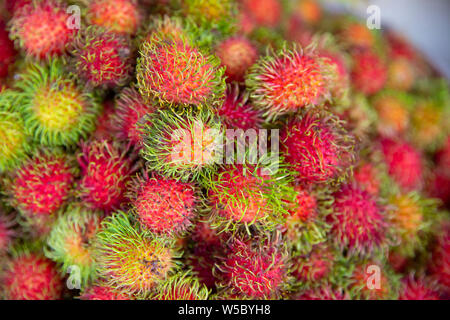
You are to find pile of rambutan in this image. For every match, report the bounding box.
[0,0,448,301]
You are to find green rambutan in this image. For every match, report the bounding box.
[140,107,223,182]
[149,271,210,300]
[94,211,181,295]
[8,0,76,59]
[70,26,134,88]
[14,61,100,147]
[126,171,198,237]
[181,0,236,28]
[136,37,225,107]
[280,110,356,186]
[45,204,103,287]
[246,45,332,120]
[86,0,142,35]
[77,139,137,213]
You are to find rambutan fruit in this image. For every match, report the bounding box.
[70,26,134,88]
[398,275,440,300]
[429,226,450,290]
[386,32,418,62]
[371,90,413,137]
[92,99,116,140]
[3,149,76,236]
[1,250,64,300]
[217,85,262,130]
[136,38,225,107]
[294,0,322,25]
[240,0,282,28]
[339,22,376,50]
[79,284,131,300]
[140,107,223,182]
[246,45,332,120]
[0,211,15,254]
[294,285,348,300]
[353,162,381,197]
[126,171,198,237]
[428,167,450,208]
[216,233,291,299]
[94,211,181,295]
[351,50,387,95]
[0,20,16,78]
[215,36,258,82]
[387,58,416,91]
[0,90,30,173]
[327,184,389,256]
[291,243,335,285]
[8,0,76,59]
[380,138,423,192]
[77,139,137,213]
[14,61,100,147]
[86,0,142,35]
[181,0,236,28]
[280,110,356,186]
[111,87,156,148]
[149,271,210,300]
[45,204,103,287]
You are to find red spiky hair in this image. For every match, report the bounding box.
[353,162,381,196]
[291,243,334,283]
[87,0,142,35]
[398,275,440,300]
[240,0,282,28]
[9,0,76,59]
[218,234,290,299]
[295,285,348,300]
[2,252,63,300]
[349,262,394,300]
[80,285,131,300]
[380,138,423,191]
[0,20,16,78]
[281,110,355,185]
[77,140,136,213]
[215,36,258,82]
[127,172,197,237]
[0,213,15,253]
[217,85,262,130]
[112,87,155,148]
[327,184,388,256]
[71,27,133,88]
[351,50,387,95]
[429,226,450,290]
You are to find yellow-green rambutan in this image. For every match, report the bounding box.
[148,271,210,300]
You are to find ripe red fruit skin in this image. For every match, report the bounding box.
[327,184,388,256]
[80,285,130,300]
[281,111,355,185]
[380,138,423,191]
[218,86,262,130]
[216,36,258,82]
[128,173,197,236]
[77,140,136,213]
[2,253,63,300]
[351,50,387,95]
[9,0,76,59]
[291,244,334,283]
[398,276,440,300]
[0,21,16,78]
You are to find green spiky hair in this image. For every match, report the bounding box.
[136,36,225,108]
[0,89,31,173]
[45,204,103,287]
[140,106,224,182]
[148,271,210,300]
[94,211,182,295]
[13,60,101,147]
[201,149,296,235]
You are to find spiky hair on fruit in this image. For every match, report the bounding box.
[327,183,390,257]
[283,184,332,255]
[0,20,16,78]
[215,36,258,82]
[215,232,292,299]
[77,139,138,213]
[0,211,16,254]
[111,86,156,148]
[294,284,349,300]
[353,161,382,197]
[379,137,424,192]
[79,283,132,300]
[203,153,295,234]
[181,0,237,27]
[148,271,210,300]
[280,109,356,186]
[3,148,77,237]
[217,84,262,130]
[93,211,182,296]
[13,60,100,147]
[239,0,282,28]
[8,0,76,59]
[70,26,134,89]
[126,170,199,237]
[245,43,332,120]
[429,224,450,291]
[350,49,387,96]
[136,36,225,108]
[86,0,142,35]
[398,274,441,300]
[140,106,223,182]
[1,248,64,300]
[0,89,30,173]
[45,204,103,287]
[371,90,414,137]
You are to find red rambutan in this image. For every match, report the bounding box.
[398,275,440,300]
[351,50,387,95]
[295,285,348,300]
[291,243,335,284]
[240,0,282,28]
[79,285,131,300]
[0,212,15,253]
[429,226,450,290]
[0,20,15,78]
[353,162,381,196]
